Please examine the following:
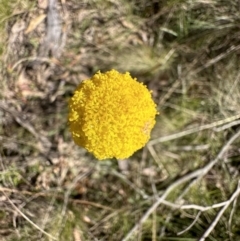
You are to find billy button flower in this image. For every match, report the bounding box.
[68,69,158,160]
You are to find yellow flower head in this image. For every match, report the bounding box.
[68,69,158,160]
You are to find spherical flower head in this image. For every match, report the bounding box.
[68,69,158,160]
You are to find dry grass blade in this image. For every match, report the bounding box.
[149,113,240,145]
[2,191,57,240]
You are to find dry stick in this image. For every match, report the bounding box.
[198,181,240,241]
[122,129,240,241]
[2,191,57,240]
[159,196,237,236]
[213,120,240,132]
[40,0,63,58]
[160,199,231,212]
[149,113,240,146]
[122,169,203,241]
[170,144,209,151]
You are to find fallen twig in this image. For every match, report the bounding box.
[122,129,240,241]
[199,181,240,241]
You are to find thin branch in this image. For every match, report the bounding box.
[169,144,209,152]
[160,199,230,212]
[122,169,203,241]
[198,180,240,241]
[122,129,240,241]
[213,120,240,132]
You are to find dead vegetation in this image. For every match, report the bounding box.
[1,0,240,240]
